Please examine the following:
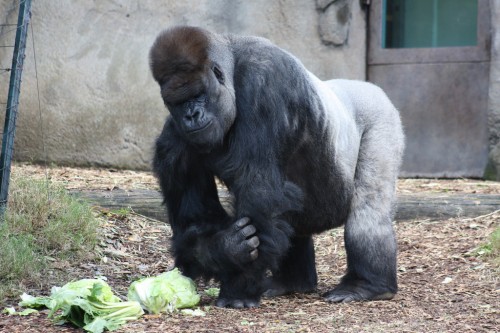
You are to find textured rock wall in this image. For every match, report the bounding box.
[0,0,366,169]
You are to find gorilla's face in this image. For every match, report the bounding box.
[161,63,236,150]
[149,26,236,152]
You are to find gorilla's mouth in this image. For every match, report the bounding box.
[186,120,213,134]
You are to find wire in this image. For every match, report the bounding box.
[30,17,50,201]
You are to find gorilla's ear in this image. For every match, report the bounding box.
[149,26,210,84]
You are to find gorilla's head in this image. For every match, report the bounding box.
[150,26,236,151]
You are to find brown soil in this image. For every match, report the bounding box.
[0,163,498,333]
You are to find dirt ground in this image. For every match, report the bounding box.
[0,163,499,333]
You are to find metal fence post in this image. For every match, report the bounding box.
[0,0,33,218]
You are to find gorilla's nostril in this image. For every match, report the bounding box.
[192,109,201,121]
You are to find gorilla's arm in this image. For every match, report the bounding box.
[153,120,259,279]
[208,44,310,305]
[215,160,302,307]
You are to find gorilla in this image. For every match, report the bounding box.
[149,26,404,308]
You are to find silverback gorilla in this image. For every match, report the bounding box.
[149,26,405,308]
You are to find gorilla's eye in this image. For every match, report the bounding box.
[212,65,224,84]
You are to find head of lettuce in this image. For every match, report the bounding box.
[19,279,143,333]
[127,268,200,314]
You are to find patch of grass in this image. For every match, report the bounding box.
[0,175,100,300]
[487,226,500,264]
[101,207,132,220]
[0,230,42,282]
[473,226,500,266]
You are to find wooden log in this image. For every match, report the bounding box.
[395,194,499,220]
[73,189,500,222]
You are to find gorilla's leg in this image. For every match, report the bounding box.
[323,210,397,302]
[264,236,317,297]
[324,125,400,303]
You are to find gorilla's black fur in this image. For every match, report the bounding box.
[150,26,405,308]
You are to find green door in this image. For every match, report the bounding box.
[368,0,490,177]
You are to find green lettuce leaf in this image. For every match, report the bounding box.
[204,288,220,298]
[2,307,16,315]
[19,292,51,309]
[127,268,200,314]
[2,307,38,316]
[19,278,143,333]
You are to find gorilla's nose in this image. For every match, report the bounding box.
[184,107,203,126]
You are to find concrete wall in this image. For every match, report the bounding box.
[487,0,500,180]
[0,0,367,170]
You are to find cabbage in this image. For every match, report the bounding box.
[181,308,206,316]
[2,307,16,315]
[204,288,220,298]
[127,268,200,314]
[2,307,39,316]
[19,279,143,333]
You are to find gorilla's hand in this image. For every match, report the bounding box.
[220,217,259,266]
[215,296,259,309]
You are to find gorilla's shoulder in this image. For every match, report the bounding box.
[325,79,388,103]
[225,33,274,50]
[226,34,297,65]
[325,79,381,92]
[325,79,400,123]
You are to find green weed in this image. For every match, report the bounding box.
[0,175,100,300]
[472,226,500,267]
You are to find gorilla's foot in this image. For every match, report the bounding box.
[323,283,395,303]
[215,297,260,308]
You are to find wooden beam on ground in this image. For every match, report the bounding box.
[74,189,500,222]
[395,194,499,220]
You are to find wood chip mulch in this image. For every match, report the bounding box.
[0,163,498,333]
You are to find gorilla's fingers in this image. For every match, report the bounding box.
[241,225,256,238]
[249,249,258,261]
[243,299,259,308]
[230,300,245,309]
[247,236,260,248]
[215,298,229,308]
[215,297,259,308]
[235,217,251,228]
[323,291,357,303]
